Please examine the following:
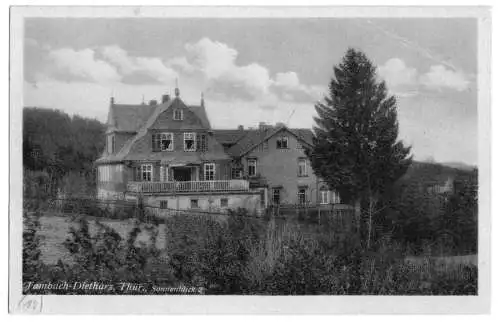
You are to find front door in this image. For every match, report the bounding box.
[173,167,191,181]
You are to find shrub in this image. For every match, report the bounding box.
[23,211,43,280]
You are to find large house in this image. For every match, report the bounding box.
[95,87,341,214]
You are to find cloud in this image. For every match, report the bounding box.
[378,58,471,95]
[274,72,301,89]
[47,48,121,84]
[419,65,470,92]
[182,38,272,100]
[101,45,178,84]
[377,58,418,88]
[26,38,324,104]
[272,71,325,102]
[180,38,323,102]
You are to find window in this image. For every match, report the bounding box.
[231,166,242,179]
[296,141,303,150]
[276,136,289,149]
[319,187,329,204]
[160,133,174,151]
[152,133,173,151]
[107,135,115,154]
[196,133,208,152]
[174,109,183,120]
[248,159,257,177]
[220,198,228,208]
[298,158,308,177]
[272,188,281,205]
[204,163,215,181]
[184,132,196,151]
[190,199,199,209]
[140,164,153,182]
[160,200,168,209]
[298,188,307,205]
[332,191,341,204]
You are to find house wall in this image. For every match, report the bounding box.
[241,129,320,205]
[135,192,262,215]
[126,160,232,182]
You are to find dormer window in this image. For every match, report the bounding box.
[174,109,183,120]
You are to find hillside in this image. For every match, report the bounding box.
[23,107,106,197]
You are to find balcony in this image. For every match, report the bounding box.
[127,180,250,194]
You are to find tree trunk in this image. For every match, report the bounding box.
[354,198,361,233]
[367,196,373,249]
[366,194,378,250]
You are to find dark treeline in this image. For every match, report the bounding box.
[23,107,106,197]
[372,161,478,256]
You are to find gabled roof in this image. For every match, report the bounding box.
[96,98,228,164]
[226,129,272,157]
[212,129,248,145]
[97,99,175,163]
[289,128,314,146]
[226,126,314,158]
[107,103,156,133]
[188,105,211,129]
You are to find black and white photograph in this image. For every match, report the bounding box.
[9,5,491,314]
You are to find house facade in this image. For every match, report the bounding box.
[95,88,341,214]
[214,124,340,207]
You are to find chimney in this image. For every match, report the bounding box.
[259,122,272,131]
[162,94,170,104]
[149,99,158,106]
[238,125,244,131]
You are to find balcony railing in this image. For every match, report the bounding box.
[127,180,250,194]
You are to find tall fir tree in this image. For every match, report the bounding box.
[307,48,412,248]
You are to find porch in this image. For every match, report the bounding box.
[127,179,250,194]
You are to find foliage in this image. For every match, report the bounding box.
[307,48,412,204]
[306,48,412,248]
[382,162,478,255]
[23,107,105,189]
[23,211,43,280]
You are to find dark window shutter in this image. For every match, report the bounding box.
[196,133,201,151]
[152,133,160,152]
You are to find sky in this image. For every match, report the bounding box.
[23,18,478,165]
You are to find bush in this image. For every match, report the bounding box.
[23,211,43,280]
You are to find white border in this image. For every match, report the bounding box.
[9,6,491,314]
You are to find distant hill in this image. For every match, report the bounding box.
[396,160,478,193]
[440,162,477,172]
[23,107,106,178]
